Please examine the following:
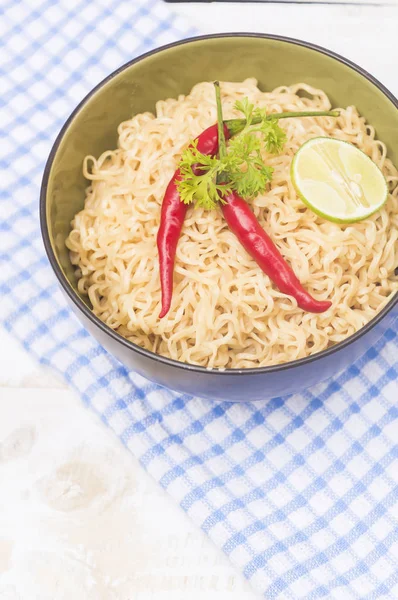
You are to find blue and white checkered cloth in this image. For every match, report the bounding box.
[1,1,398,597]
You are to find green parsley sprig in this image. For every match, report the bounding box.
[178,95,285,208]
[177,85,339,210]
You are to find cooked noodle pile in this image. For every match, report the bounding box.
[66,80,398,369]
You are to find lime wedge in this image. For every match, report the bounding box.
[291,137,388,223]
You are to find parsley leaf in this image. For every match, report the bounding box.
[234,98,255,126]
[177,140,231,209]
[224,132,274,198]
[254,118,287,154]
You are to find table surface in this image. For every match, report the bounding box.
[1,3,397,599]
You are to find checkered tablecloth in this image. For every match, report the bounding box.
[1,1,398,598]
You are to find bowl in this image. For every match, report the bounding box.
[40,33,398,402]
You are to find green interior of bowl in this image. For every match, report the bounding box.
[44,35,398,305]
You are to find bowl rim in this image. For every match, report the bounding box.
[40,32,398,377]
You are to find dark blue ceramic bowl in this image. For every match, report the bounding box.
[40,34,398,401]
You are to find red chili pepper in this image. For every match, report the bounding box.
[220,191,332,313]
[157,123,230,318]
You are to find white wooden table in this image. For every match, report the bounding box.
[1,3,396,599]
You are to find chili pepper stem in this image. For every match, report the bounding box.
[214,81,227,161]
[214,81,229,187]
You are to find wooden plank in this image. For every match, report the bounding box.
[0,387,257,599]
[166,0,393,5]
[172,4,398,96]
